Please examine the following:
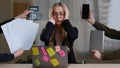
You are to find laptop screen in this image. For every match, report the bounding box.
[32,46,68,68]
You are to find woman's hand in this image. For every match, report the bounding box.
[14,48,24,58]
[15,9,31,19]
[92,50,102,60]
[86,12,95,25]
[80,11,95,25]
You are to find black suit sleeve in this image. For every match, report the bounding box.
[0,53,14,62]
[0,18,15,33]
[93,21,120,39]
[40,22,55,45]
[62,19,78,43]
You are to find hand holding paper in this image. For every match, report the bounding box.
[1,19,39,53]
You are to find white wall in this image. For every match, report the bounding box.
[107,0,120,30]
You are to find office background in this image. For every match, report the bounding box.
[0,0,120,63]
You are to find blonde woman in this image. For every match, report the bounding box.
[40,2,78,63]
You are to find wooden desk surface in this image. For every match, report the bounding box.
[0,64,120,68]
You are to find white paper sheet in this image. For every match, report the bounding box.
[1,19,39,53]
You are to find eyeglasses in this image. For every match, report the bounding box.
[52,12,65,16]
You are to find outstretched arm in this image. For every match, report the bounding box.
[0,9,31,33]
[0,48,23,62]
[84,11,120,39]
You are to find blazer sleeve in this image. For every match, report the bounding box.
[62,19,78,42]
[0,18,15,33]
[0,53,14,62]
[93,21,120,39]
[101,49,120,60]
[40,21,55,45]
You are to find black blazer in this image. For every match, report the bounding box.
[0,18,14,33]
[40,19,78,63]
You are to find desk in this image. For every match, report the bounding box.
[0,64,120,68]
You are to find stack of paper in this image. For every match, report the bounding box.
[1,19,39,53]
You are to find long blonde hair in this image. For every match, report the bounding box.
[49,26,70,46]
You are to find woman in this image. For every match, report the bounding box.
[0,10,31,62]
[40,2,78,63]
[85,12,120,60]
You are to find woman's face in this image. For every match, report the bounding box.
[52,6,65,25]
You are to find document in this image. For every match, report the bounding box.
[1,19,39,53]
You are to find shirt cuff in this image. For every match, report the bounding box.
[49,19,55,25]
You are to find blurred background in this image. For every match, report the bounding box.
[0,0,120,63]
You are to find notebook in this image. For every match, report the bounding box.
[89,30,105,53]
[32,46,68,68]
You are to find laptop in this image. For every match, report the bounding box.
[32,46,68,68]
[89,30,105,53]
